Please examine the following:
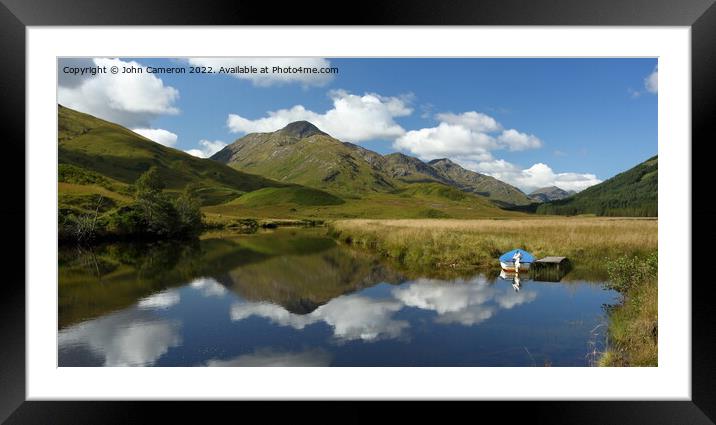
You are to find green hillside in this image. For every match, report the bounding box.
[398,182,470,201]
[205,181,520,220]
[58,105,280,205]
[536,156,657,217]
[230,186,345,207]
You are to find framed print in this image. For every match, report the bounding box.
[1,0,714,423]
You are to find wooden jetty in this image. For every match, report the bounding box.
[533,256,569,270]
[536,256,567,264]
[532,257,570,281]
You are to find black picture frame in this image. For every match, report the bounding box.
[1,0,713,423]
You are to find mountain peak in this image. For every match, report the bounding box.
[277,121,326,139]
[528,186,574,203]
[428,158,455,166]
[385,152,422,162]
[533,185,561,193]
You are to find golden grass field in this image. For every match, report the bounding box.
[329,217,657,274]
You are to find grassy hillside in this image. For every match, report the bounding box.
[229,186,345,207]
[58,105,280,205]
[204,182,522,221]
[397,182,470,201]
[537,156,657,217]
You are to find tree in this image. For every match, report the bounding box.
[173,186,203,235]
[134,166,164,197]
[106,168,204,239]
[133,167,177,236]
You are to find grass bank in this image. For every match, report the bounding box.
[203,213,325,232]
[598,253,658,366]
[328,218,656,278]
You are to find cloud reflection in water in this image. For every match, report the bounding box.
[230,275,537,341]
[58,309,182,366]
[206,347,332,367]
[231,295,408,342]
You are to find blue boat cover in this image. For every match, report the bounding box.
[499,249,535,263]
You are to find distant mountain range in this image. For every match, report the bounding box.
[211,121,532,206]
[536,156,657,217]
[528,186,576,203]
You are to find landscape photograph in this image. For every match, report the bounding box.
[57,57,657,367]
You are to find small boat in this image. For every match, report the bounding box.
[499,249,534,272]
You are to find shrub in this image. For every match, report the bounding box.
[106,204,148,236]
[605,252,658,293]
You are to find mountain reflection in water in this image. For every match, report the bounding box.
[59,228,617,367]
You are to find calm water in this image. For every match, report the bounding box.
[58,228,618,367]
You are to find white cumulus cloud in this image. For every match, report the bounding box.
[226,89,412,143]
[185,140,227,158]
[187,57,335,87]
[393,110,542,164]
[435,111,501,132]
[392,109,598,193]
[394,122,496,162]
[497,129,543,151]
[472,160,602,193]
[58,57,180,128]
[131,128,178,147]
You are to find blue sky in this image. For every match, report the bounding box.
[58,57,657,193]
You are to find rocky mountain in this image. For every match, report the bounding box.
[528,186,576,203]
[428,158,533,207]
[537,156,657,217]
[382,152,452,184]
[212,122,532,206]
